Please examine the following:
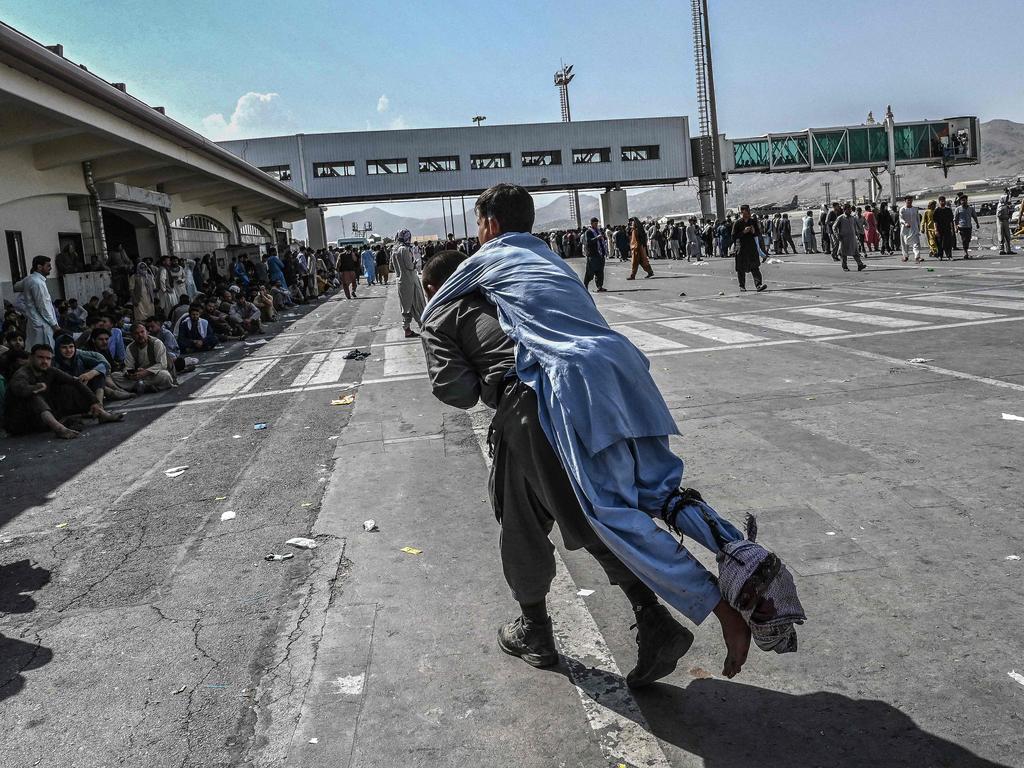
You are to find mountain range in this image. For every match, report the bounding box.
[295,118,1024,240]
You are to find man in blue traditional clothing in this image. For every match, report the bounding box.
[420,184,756,684]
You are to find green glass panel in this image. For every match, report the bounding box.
[811,130,848,166]
[848,128,870,164]
[733,139,770,169]
[893,124,930,160]
[867,126,889,163]
[770,136,808,167]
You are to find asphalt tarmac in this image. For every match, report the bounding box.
[1,240,1022,768]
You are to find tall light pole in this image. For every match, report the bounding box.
[554,63,581,229]
[472,115,486,126]
[694,0,726,220]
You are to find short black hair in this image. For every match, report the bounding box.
[31,255,51,271]
[30,343,54,354]
[421,250,466,289]
[475,184,535,233]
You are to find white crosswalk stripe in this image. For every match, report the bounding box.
[657,318,766,344]
[971,289,1024,300]
[617,325,688,352]
[908,295,1024,312]
[386,327,414,343]
[384,343,426,376]
[200,358,279,397]
[290,352,328,387]
[725,315,844,337]
[597,296,667,320]
[307,351,350,386]
[793,307,928,328]
[852,301,1002,320]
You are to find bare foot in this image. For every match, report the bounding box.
[96,411,125,424]
[55,426,80,440]
[713,600,751,678]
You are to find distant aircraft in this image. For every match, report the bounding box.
[749,195,799,216]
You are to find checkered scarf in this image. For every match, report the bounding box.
[716,517,806,654]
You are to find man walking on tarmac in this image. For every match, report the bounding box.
[832,203,867,271]
[419,185,807,684]
[582,217,608,292]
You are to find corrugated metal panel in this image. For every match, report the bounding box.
[219,117,690,203]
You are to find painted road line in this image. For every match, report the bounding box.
[598,295,670,320]
[199,358,279,397]
[290,352,329,388]
[307,351,350,386]
[793,306,928,328]
[972,289,1024,300]
[911,295,1024,312]
[725,314,844,337]
[851,301,1002,320]
[617,325,688,352]
[466,408,672,768]
[658,318,766,344]
[383,343,425,377]
[385,327,413,343]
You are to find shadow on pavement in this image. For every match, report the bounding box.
[554,658,1012,768]
[0,559,53,702]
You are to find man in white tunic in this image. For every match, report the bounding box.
[392,229,426,338]
[15,256,60,349]
[899,195,923,263]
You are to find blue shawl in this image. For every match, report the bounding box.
[423,232,743,623]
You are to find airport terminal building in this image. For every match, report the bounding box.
[0,23,308,304]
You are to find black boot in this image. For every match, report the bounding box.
[625,604,694,688]
[497,616,558,668]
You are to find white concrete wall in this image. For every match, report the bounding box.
[0,195,82,303]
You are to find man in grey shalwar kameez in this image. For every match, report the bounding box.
[15,256,61,349]
[831,203,867,272]
[392,229,426,338]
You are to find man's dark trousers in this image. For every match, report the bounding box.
[488,379,655,607]
[584,255,605,290]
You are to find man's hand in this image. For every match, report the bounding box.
[194,340,204,349]
[79,370,99,383]
[713,599,751,679]
[32,382,47,394]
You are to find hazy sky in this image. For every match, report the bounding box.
[4,0,1019,218]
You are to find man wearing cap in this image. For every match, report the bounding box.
[582,217,608,292]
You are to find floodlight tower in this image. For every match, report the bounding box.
[554,63,581,229]
[691,0,726,219]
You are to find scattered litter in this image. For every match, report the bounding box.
[717,291,725,295]
[232,434,241,439]
[309,738,319,744]
[173,685,187,695]
[55,522,68,529]
[301,502,314,507]
[164,465,189,478]
[214,496,227,501]
[363,520,379,532]
[825,531,836,536]
[253,423,268,430]
[1006,555,1021,561]
[343,349,371,360]
[907,358,933,364]
[0,455,6,462]
[576,589,595,597]
[265,553,294,562]
[766,258,783,264]
[330,395,356,406]
[400,546,423,555]
[220,511,236,521]
[327,435,340,440]
[689,667,713,679]
[926,268,935,272]
[806,396,816,401]
[285,537,318,549]
[1001,413,1024,422]
[243,339,268,346]
[678,292,686,297]
[1009,671,1024,687]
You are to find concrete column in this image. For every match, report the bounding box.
[305,206,327,249]
[599,189,628,227]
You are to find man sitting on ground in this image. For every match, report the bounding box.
[4,343,124,439]
[178,304,219,354]
[229,291,262,335]
[203,299,243,340]
[124,322,174,393]
[53,334,131,405]
[146,316,196,374]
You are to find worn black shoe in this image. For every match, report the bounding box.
[497,616,558,668]
[626,604,694,688]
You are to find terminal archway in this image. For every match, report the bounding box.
[170,214,230,261]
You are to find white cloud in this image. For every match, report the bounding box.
[377,94,390,113]
[200,92,295,141]
[388,116,409,130]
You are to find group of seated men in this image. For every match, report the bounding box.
[0,279,286,440]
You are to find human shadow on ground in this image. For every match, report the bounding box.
[553,656,1013,768]
[0,559,53,703]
